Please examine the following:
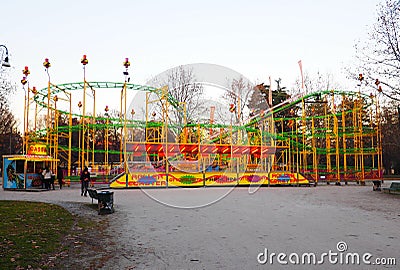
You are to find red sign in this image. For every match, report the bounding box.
[28,144,47,155]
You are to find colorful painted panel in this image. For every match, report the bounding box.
[238,173,268,185]
[24,173,43,188]
[110,173,167,188]
[269,172,309,185]
[205,172,238,186]
[168,173,204,187]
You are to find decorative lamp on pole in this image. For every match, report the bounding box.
[43,57,52,152]
[375,79,383,93]
[81,54,88,66]
[53,95,58,109]
[130,108,135,141]
[43,58,51,69]
[123,58,130,76]
[21,66,30,155]
[81,55,88,169]
[121,58,130,172]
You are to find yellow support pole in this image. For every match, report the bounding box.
[47,80,51,151]
[104,105,109,180]
[53,97,59,171]
[162,86,169,184]
[78,116,81,170]
[311,111,317,184]
[25,86,30,155]
[301,99,306,175]
[120,87,123,165]
[92,89,96,171]
[370,107,375,169]
[342,95,347,181]
[331,92,340,184]
[334,112,340,183]
[123,81,128,173]
[376,97,383,178]
[353,99,358,180]
[325,96,331,183]
[358,93,365,184]
[34,98,38,132]
[22,86,27,155]
[295,119,299,179]
[68,92,72,178]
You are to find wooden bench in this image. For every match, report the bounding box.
[382,181,400,195]
[87,189,115,214]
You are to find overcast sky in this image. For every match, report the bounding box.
[1,0,381,127]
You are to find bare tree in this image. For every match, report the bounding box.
[379,101,400,173]
[0,97,17,135]
[293,72,341,95]
[351,0,400,100]
[0,73,21,157]
[223,76,253,123]
[0,73,16,132]
[149,66,204,137]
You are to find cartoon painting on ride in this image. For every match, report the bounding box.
[3,158,24,189]
[16,58,382,189]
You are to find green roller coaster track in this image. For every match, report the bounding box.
[34,81,182,111]
[30,82,379,159]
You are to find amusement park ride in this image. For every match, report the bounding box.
[2,56,383,189]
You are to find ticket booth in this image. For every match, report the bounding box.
[2,144,58,190]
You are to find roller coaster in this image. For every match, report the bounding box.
[18,60,382,188]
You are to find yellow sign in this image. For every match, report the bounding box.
[27,144,48,155]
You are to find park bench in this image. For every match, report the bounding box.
[382,181,400,195]
[87,189,115,214]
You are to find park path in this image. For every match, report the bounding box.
[1,184,399,269]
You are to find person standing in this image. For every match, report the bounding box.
[80,166,90,196]
[50,170,55,190]
[57,166,64,189]
[42,167,52,190]
[38,167,45,189]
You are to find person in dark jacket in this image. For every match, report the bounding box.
[80,166,90,196]
[57,166,64,189]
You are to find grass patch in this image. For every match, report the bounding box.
[0,201,74,269]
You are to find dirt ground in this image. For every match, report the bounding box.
[1,182,399,269]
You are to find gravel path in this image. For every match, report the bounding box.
[1,183,399,269]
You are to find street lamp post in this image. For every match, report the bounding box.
[0,45,10,68]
